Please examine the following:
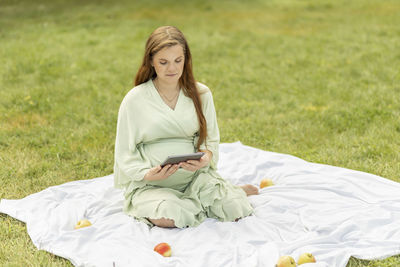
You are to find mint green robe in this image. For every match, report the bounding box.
[113,79,253,228]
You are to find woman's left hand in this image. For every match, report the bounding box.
[179,150,212,172]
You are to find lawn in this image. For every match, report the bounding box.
[0,0,399,266]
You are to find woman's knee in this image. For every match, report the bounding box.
[148,217,176,228]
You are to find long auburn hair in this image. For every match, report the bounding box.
[135,26,207,150]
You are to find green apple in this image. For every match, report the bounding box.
[298,253,316,265]
[276,255,296,267]
[74,219,92,229]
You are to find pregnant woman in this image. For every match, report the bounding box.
[114,25,258,228]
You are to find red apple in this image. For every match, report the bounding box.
[154,242,172,257]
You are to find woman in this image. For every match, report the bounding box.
[114,26,258,228]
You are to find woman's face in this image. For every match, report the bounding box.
[151,44,185,86]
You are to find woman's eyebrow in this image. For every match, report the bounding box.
[159,56,183,61]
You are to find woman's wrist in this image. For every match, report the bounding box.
[200,149,212,157]
[199,149,212,165]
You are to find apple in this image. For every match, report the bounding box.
[74,219,92,229]
[276,255,296,267]
[298,253,316,265]
[260,178,274,189]
[154,242,172,257]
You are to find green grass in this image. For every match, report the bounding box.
[1,0,399,266]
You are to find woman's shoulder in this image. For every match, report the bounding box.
[196,81,212,95]
[121,80,152,106]
[196,82,215,107]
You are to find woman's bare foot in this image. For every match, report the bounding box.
[148,217,176,228]
[240,184,259,196]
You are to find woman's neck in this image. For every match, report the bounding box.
[153,77,180,94]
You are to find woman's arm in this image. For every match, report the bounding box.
[114,98,151,188]
[180,87,219,172]
[198,89,220,170]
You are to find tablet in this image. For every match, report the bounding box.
[160,152,205,167]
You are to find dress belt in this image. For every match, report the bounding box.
[138,137,195,147]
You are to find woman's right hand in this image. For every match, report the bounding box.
[143,164,179,181]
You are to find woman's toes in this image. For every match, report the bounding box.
[240,184,259,196]
[250,185,259,195]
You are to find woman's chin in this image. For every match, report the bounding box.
[161,75,181,84]
[166,74,179,80]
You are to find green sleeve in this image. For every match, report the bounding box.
[113,98,151,189]
[199,91,220,170]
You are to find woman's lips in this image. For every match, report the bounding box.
[166,74,177,77]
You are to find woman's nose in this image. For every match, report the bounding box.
[167,63,177,72]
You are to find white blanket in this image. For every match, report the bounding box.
[1,142,400,267]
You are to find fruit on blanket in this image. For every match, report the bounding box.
[74,219,92,229]
[260,178,274,189]
[276,255,296,267]
[298,253,316,265]
[154,242,172,257]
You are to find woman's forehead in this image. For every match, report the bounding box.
[154,45,184,60]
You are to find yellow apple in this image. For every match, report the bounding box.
[298,253,316,265]
[260,178,274,189]
[276,255,296,267]
[74,219,92,229]
[154,242,172,257]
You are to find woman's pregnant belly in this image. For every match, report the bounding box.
[140,138,197,190]
[142,138,195,167]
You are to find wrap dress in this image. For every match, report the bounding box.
[113,79,253,228]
